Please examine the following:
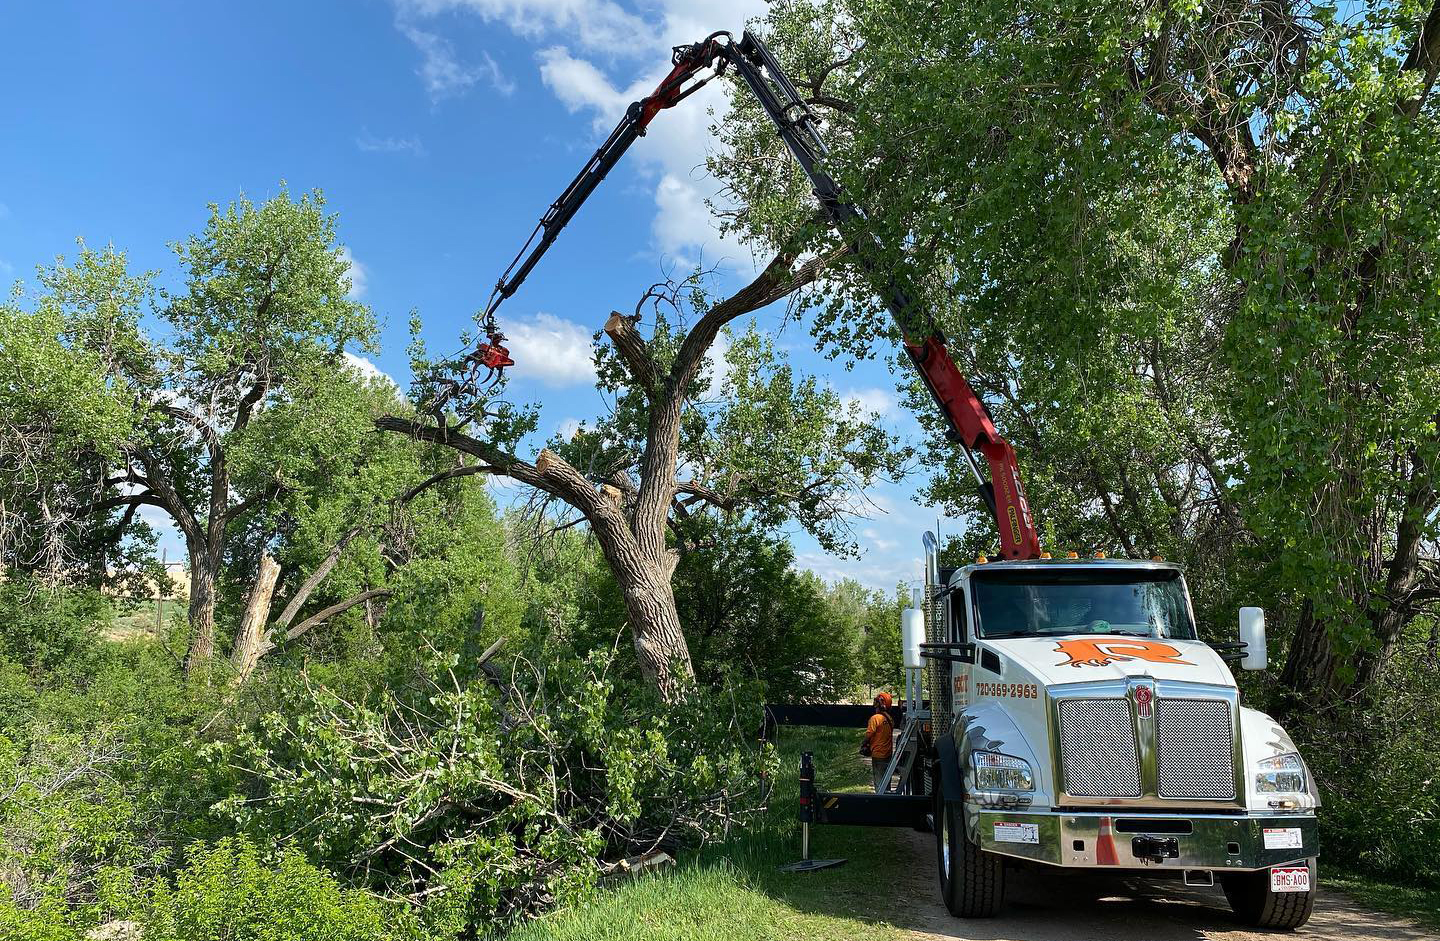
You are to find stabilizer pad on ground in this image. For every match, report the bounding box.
[777,857,848,873]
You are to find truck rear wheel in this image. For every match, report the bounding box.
[1220,858,1316,930]
[934,790,1004,917]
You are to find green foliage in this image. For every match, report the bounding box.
[673,518,860,702]
[0,897,86,941]
[215,643,773,935]
[143,837,403,941]
[506,728,905,941]
[843,582,905,696]
[1297,625,1440,886]
[0,726,162,916]
[558,293,909,557]
[720,0,1440,697]
[0,578,109,674]
[0,245,153,582]
[166,189,375,392]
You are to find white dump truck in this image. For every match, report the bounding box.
[918,545,1319,929]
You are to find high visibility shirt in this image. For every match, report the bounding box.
[865,713,894,760]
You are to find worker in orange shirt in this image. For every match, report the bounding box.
[861,691,895,792]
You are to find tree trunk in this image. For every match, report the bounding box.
[597,536,693,699]
[184,554,220,679]
[230,552,281,684]
[620,569,694,699]
[1277,600,1342,706]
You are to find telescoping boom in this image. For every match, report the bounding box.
[478,29,1041,560]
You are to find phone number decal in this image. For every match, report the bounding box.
[975,682,1039,699]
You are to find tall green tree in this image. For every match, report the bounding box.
[0,190,519,683]
[381,265,907,699]
[716,0,1440,707]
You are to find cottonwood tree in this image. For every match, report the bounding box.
[717,0,1440,707]
[379,257,907,698]
[0,191,514,683]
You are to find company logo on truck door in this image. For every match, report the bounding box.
[1053,637,1194,668]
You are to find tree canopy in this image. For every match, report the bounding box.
[718,0,1440,706]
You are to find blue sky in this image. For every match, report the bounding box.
[0,0,950,591]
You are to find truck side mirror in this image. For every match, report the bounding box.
[1238,607,1267,671]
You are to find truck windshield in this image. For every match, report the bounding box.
[971,569,1197,640]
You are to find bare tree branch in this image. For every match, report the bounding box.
[267,587,393,651]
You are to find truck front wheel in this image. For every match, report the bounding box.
[934,791,1005,917]
[1220,858,1316,930]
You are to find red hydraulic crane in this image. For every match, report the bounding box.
[475,30,1041,560]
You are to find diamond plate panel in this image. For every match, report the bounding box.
[1156,699,1234,799]
[1058,698,1141,798]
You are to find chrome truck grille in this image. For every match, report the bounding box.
[1057,695,1236,801]
[1155,699,1235,799]
[1057,699,1141,797]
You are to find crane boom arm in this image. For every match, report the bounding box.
[480,30,1041,560]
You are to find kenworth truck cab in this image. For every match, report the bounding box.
[928,556,1319,930]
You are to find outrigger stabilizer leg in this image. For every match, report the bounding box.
[777,752,847,873]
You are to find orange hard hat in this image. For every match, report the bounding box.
[875,691,893,708]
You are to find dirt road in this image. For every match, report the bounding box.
[861,829,1434,941]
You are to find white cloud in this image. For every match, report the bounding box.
[652,172,752,269]
[701,328,732,391]
[356,129,428,156]
[0,259,13,280]
[400,23,515,99]
[396,0,648,54]
[501,311,596,386]
[343,351,399,388]
[862,527,898,552]
[397,1,771,267]
[843,386,896,418]
[536,45,627,116]
[338,247,368,299]
[557,416,583,440]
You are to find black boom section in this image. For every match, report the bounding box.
[814,792,930,827]
[764,703,922,729]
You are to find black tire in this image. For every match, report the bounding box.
[1221,857,1317,930]
[933,785,1005,917]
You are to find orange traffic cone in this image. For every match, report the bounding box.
[1096,816,1119,866]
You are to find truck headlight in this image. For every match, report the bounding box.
[974,752,1034,791]
[1255,753,1306,793]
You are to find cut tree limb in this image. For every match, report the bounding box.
[604,312,659,393]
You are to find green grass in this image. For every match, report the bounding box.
[1326,869,1440,931]
[507,729,922,941]
[106,599,184,640]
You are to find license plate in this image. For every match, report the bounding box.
[1270,866,1311,893]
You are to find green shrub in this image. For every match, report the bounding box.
[0,728,162,913]
[1297,627,1440,886]
[0,579,108,675]
[215,645,773,936]
[0,897,86,941]
[143,837,400,941]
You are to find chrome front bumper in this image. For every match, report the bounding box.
[973,810,1318,872]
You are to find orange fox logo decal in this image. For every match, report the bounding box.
[1054,637,1194,668]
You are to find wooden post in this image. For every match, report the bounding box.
[155,549,166,638]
